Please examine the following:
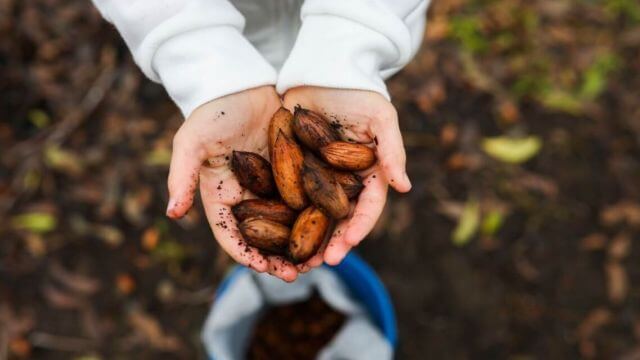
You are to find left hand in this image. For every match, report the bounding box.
[283,86,412,270]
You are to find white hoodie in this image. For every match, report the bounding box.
[91,0,430,116]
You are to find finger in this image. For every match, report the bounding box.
[343,169,388,247]
[200,171,269,273]
[371,117,411,193]
[203,201,270,273]
[267,256,298,282]
[166,136,207,219]
[323,222,353,266]
[201,167,299,281]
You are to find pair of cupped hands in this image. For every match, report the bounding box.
[165,85,410,282]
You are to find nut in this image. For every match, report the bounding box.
[272,130,309,210]
[232,199,297,226]
[302,161,350,219]
[293,107,340,151]
[268,107,294,158]
[231,151,276,198]
[319,141,376,171]
[239,218,290,255]
[289,206,330,263]
[332,171,364,199]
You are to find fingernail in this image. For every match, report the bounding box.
[403,173,412,188]
[166,198,176,217]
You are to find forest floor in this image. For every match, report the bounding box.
[2,0,640,358]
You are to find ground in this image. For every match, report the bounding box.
[1,0,640,359]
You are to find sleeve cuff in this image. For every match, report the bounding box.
[276,15,394,100]
[153,26,277,117]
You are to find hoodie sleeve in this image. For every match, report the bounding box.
[276,0,430,100]
[91,0,277,117]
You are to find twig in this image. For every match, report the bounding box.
[46,66,118,146]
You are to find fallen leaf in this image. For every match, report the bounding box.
[482,136,542,164]
[156,280,176,303]
[608,233,631,260]
[496,100,520,124]
[605,261,628,304]
[22,233,46,257]
[128,309,181,351]
[452,199,480,246]
[439,123,458,147]
[580,233,607,251]
[577,307,612,359]
[116,273,136,295]
[123,188,152,225]
[446,152,469,171]
[145,147,171,167]
[11,212,57,234]
[93,224,124,247]
[481,210,504,236]
[152,240,187,263]
[601,201,640,227]
[9,337,32,358]
[142,227,160,251]
[438,200,464,220]
[577,307,612,340]
[44,145,84,176]
[27,109,50,129]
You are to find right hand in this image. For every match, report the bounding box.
[166,86,299,282]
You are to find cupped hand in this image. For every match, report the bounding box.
[283,86,411,269]
[166,86,298,282]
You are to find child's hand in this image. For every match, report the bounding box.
[166,86,298,282]
[284,86,411,268]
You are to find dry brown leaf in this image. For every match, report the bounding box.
[116,273,136,295]
[577,307,612,340]
[580,233,607,251]
[9,337,31,358]
[128,309,181,351]
[141,227,160,251]
[439,123,458,147]
[605,261,628,304]
[601,201,640,227]
[415,78,446,114]
[608,233,631,260]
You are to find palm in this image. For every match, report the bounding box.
[167,86,298,282]
[284,86,411,267]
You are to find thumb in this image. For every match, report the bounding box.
[166,136,206,219]
[371,115,412,193]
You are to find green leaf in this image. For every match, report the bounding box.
[579,53,620,99]
[11,212,57,233]
[452,200,480,246]
[145,147,171,167]
[539,89,583,114]
[152,240,186,263]
[482,136,542,164]
[44,145,84,175]
[28,109,50,129]
[449,16,488,54]
[481,210,504,236]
